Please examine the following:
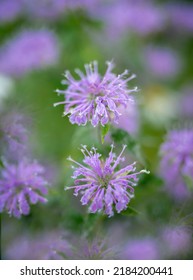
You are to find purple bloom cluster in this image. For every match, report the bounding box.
[0,0,22,23]
[0,159,48,218]
[122,238,160,260]
[144,46,181,79]
[23,0,67,21]
[67,145,148,217]
[97,0,165,40]
[0,29,59,77]
[168,3,193,33]
[160,129,193,199]
[0,112,48,218]
[54,61,137,127]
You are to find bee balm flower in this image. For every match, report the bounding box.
[67,145,149,217]
[54,61,137,127]
[0,159,48,218]
[160,129,193,199]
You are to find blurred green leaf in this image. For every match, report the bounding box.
[101,124,110,144]
[120,206,139,216]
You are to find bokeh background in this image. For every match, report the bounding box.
[0,0,193,260]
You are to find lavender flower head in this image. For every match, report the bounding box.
[0,159,48,218]
[0,29,59,77]
[67,145,149,217]
[168,3,193,33]
[23,0,66,21]
[144,46,181,79]
[160,129,193,199]
[54,61,137,127]
[98,0,165,40]
[122,238,160,260]
[0,0,22,23]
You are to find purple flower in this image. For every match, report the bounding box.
[23,0,66,21]
[97,0,165,40]
[54,61,137,127]
[168,4,193,33]
[67,145,149,217]
[122,238,160,260]
[144,46,181,79]
[162,226,192,257]
[0,29,59,77]
[3,231,61,260]
[160,129,193,199]
[0,0,22,23]
[0,159,48,218]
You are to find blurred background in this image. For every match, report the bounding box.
[0,0,193,260]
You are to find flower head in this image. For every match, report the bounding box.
[0,0,22,23]
[0,29,59,77]
[54,61,137,127]
[144,46,181,79]
[160,129,193,199]
[0,159,48,218]
[122,238,160,260]
[67,145,149,217]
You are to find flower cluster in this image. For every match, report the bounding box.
[0,159,48,218]
[0,112,48,218]
[160,129,193,199]
[67,145,148,217]
[0,29,59,77]
[54,61,137,127]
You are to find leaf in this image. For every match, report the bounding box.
[101,124,110,144]
[120,206,139,216]
[0,158,4,168]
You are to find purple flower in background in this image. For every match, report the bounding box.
[122,238,160,260]
[54,61,137,127]
[168,4,193,33]
[0,159,48,218]
[98,0,165,40]
[160,129,193,199]
[0,29,59,77]
[144,46,181,79]
[3,231,60,260]
[67,145,149,217]
[23,0,66,20]
[0,0,22,23]
[162,226,192,257]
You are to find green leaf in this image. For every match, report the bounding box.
[120,206,139,216]
[0,158,4,168]
[101,124,110,144]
